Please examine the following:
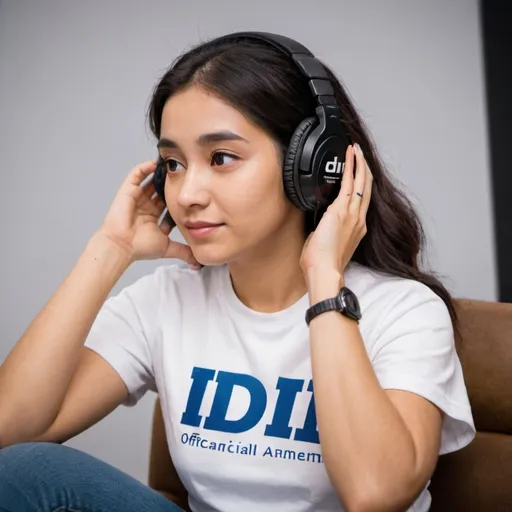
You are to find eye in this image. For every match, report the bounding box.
[211,152,239,167]
[163,158,185,174]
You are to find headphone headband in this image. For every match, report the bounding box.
[207,32,337,107]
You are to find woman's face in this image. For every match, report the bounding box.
[158,85,302,266]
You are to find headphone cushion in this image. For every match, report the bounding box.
[283,117,317,211]
[153,162,175,226]
[153,161,166,202]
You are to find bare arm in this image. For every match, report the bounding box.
[0,233,132,447]
[0,158,198,449]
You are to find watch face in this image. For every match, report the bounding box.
[340,288,362,320]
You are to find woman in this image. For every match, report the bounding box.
[0,32,474,512]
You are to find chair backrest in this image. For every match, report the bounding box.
[429,299,512,511]
[149,299,512,510]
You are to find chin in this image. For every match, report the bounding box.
[192,238,262,267]
[190,245,236,267]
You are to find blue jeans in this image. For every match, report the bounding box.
[0,442,184,512]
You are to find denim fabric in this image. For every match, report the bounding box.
[0,442,184,512]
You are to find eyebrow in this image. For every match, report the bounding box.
[157,130,249,150]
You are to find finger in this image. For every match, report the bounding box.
[159,209,175,230]
[128,159,159,187]
[165,241,199,266]
[359,163,373,219]
[160,218,173,236]
[151,192,166,210]
[333,145,355,210]
[134,192,166,222]
[349,144,367,212]
[140,170,161,203]
[302,232,314,252]
[141,175,157,196]
[136,188,165,217]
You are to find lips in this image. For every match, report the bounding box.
[184,221,223,229]
[184,221,224,239]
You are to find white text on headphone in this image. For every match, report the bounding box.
[325,157,345,174]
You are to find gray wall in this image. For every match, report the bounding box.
[0,0,494,483]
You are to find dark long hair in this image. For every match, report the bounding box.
[146,35,459,333]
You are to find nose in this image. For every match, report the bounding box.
[175,166,211,210]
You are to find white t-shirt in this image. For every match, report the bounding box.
[85,261,475,512]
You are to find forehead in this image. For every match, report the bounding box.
[160,86,251,137]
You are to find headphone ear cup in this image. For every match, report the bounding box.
[153,160,167,202]
[283,117,317,211]
[153,161,175,227]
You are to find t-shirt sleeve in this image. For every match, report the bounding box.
[84,269,161,407]
[369,282,476,455]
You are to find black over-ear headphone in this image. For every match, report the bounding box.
[154,31,351,219]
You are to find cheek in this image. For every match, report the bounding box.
[163,179,180,215]
[227,168,289,231]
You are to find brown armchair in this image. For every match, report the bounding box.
[428,299,512,511]
[148,299,512,511]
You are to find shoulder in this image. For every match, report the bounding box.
[345,261,448,308]
[345,262,452,342]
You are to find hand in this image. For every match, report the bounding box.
[300,144,373,285]
[96,159,200,267]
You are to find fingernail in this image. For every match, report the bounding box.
[354,143,360,153]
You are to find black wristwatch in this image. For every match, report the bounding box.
[305,287,362,326]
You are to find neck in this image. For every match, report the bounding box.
[228,216,308,313]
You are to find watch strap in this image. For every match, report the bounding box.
[305,297,340,326]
